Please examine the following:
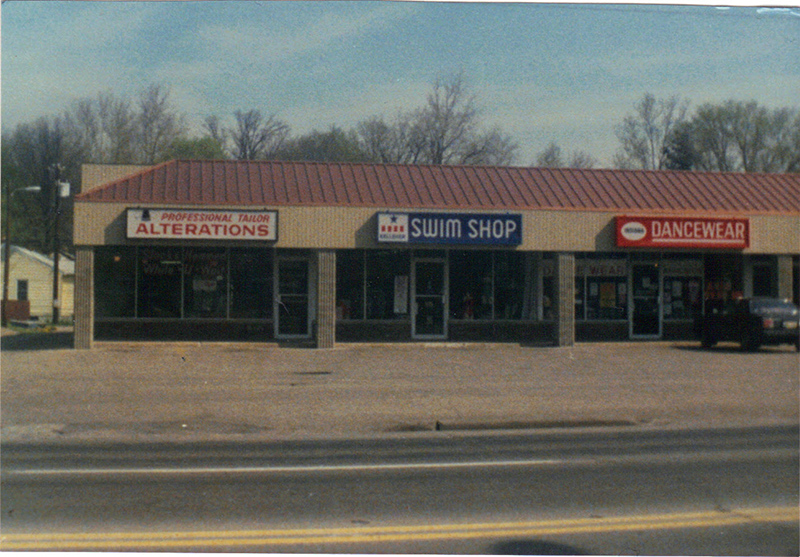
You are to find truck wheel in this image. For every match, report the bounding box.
[740,329,760,352]
[701,331,716,349]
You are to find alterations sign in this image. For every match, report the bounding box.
[616,216,749,249]
[377,212,522,246]
[127,209,278,241]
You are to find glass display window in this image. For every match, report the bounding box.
[229,248,271,319]
[751,256,776,297]
[494,252,526,319]
[95,246,137,318]
[663,276,702,320]
[662,258,703,321]
[585,277,627,320]
[183,248,228,318]
[540,255,556,321]
[336,250,365,320]
[576,257,628,321]
[449,250,493,320]
[138,247,183,318]
[366,250,409,319]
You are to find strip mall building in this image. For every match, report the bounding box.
[72,160,800,349]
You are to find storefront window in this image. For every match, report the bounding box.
[366,250,409,319]
[449,251,493,319]
[95,247,137,318]
[138,247,182,318]
[183,248,228,318]
[336,250,364,319]
[663,258,703,321]
[752,256,776,297]
[575,256,628,321]
[494,252,526,319]
[229,248,271,319]
[341,250,541,322]
[704,253,743,313]
[663,276,702,320]
[586,277,627,320]
[541,255,556,321]
[574,277,584,320]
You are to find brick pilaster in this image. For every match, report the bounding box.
[777,255,793,301]
[74,247,94,349]
[316,249,336,349]
[554,252,575,347]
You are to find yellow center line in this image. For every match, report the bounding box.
[1,506,796,551]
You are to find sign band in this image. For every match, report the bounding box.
[616,216,749,249]
[378,212,522,246]
[127,209,278,241]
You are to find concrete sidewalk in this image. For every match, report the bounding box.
[1,328,798,443]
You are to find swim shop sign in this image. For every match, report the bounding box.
[377,212,522,246]
[127,208,278,241]
[616,215,749,249]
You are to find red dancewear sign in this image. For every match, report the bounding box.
[616,216,749,249]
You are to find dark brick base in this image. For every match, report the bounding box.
[94,319,698,344]
[96,320,273,341]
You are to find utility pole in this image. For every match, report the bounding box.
[49,164,70,325]
[2,184,11,328]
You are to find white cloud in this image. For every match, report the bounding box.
[197,2,418,69]
[1,2,159,127]
[282,78,433,134]
[2,1,795,170]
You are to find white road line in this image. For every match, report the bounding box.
[5,447,792,479]
[4,458,567,478]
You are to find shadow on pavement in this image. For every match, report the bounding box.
[0,331,74,351]
[672,342,798,354]
[490,539,586,555]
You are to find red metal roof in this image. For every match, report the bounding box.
[76,160,800,215]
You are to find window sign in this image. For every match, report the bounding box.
[661,259,703,276]
[576,259,627,277]
[378,212,522,246]
[576,258,628,321]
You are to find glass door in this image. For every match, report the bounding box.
[412,259,447,339]
[275,257,310,338]
[630,263,661,338]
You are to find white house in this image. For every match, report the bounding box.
[0,245,75,321]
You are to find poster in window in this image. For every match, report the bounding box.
[599,282,616,308]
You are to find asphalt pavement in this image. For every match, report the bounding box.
[1,327,798,443]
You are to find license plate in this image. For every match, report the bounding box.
[785,321,798,329]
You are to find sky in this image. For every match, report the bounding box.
[1,1,799,167]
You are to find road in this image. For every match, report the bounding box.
[2,425,798,554]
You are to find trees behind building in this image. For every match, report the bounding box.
[356,74,518,166]
[535,142,597,169]
[616,94,800,173]
[204,74,518,166]
[3,78,800,257]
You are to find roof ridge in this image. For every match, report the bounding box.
[95,157,800,178]
[76,160,173,201]
[76,159,800,214]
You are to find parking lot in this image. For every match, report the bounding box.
[1,327,798,443]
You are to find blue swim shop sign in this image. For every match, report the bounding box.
[377,212,522,246]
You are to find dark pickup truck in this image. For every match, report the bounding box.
[701,297,800,351]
